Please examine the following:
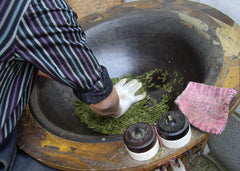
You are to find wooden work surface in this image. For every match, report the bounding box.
[17,107,209,171]
[65,0,122,20]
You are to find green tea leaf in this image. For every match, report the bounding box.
[74,68,184,135]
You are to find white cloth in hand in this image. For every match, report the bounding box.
[114,78,146,118]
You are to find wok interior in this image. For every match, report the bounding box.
[29,10,222,142]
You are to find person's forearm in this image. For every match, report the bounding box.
[89,87,121,117]
[38,69,120,117]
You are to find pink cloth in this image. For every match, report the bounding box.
[175,82,238,134]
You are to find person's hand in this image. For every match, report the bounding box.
[114,78,146,118]
[170,159,186,171]
[89,87,120,117]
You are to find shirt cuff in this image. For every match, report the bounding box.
[73,66,113,105]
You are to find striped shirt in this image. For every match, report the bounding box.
[0,0,113,144]
[0,0,31,59]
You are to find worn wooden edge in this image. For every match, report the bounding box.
[66,0,123,20]
[17,106,209,171]
[229,91,240,116]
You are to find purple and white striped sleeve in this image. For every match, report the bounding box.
[14,0,113,104]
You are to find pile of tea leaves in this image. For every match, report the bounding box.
[74,68,184,135]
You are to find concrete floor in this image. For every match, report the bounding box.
[189,154,227,171]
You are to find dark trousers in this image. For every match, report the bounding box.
[0,129,17,171]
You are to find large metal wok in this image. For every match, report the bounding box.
[29,8,223,143]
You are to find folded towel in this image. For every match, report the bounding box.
[175,82,238,134]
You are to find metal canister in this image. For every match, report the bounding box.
[156,111,191,148]
[123,122,159,161]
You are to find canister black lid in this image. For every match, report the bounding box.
[156,111,189,140]
[123,122,157,153]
